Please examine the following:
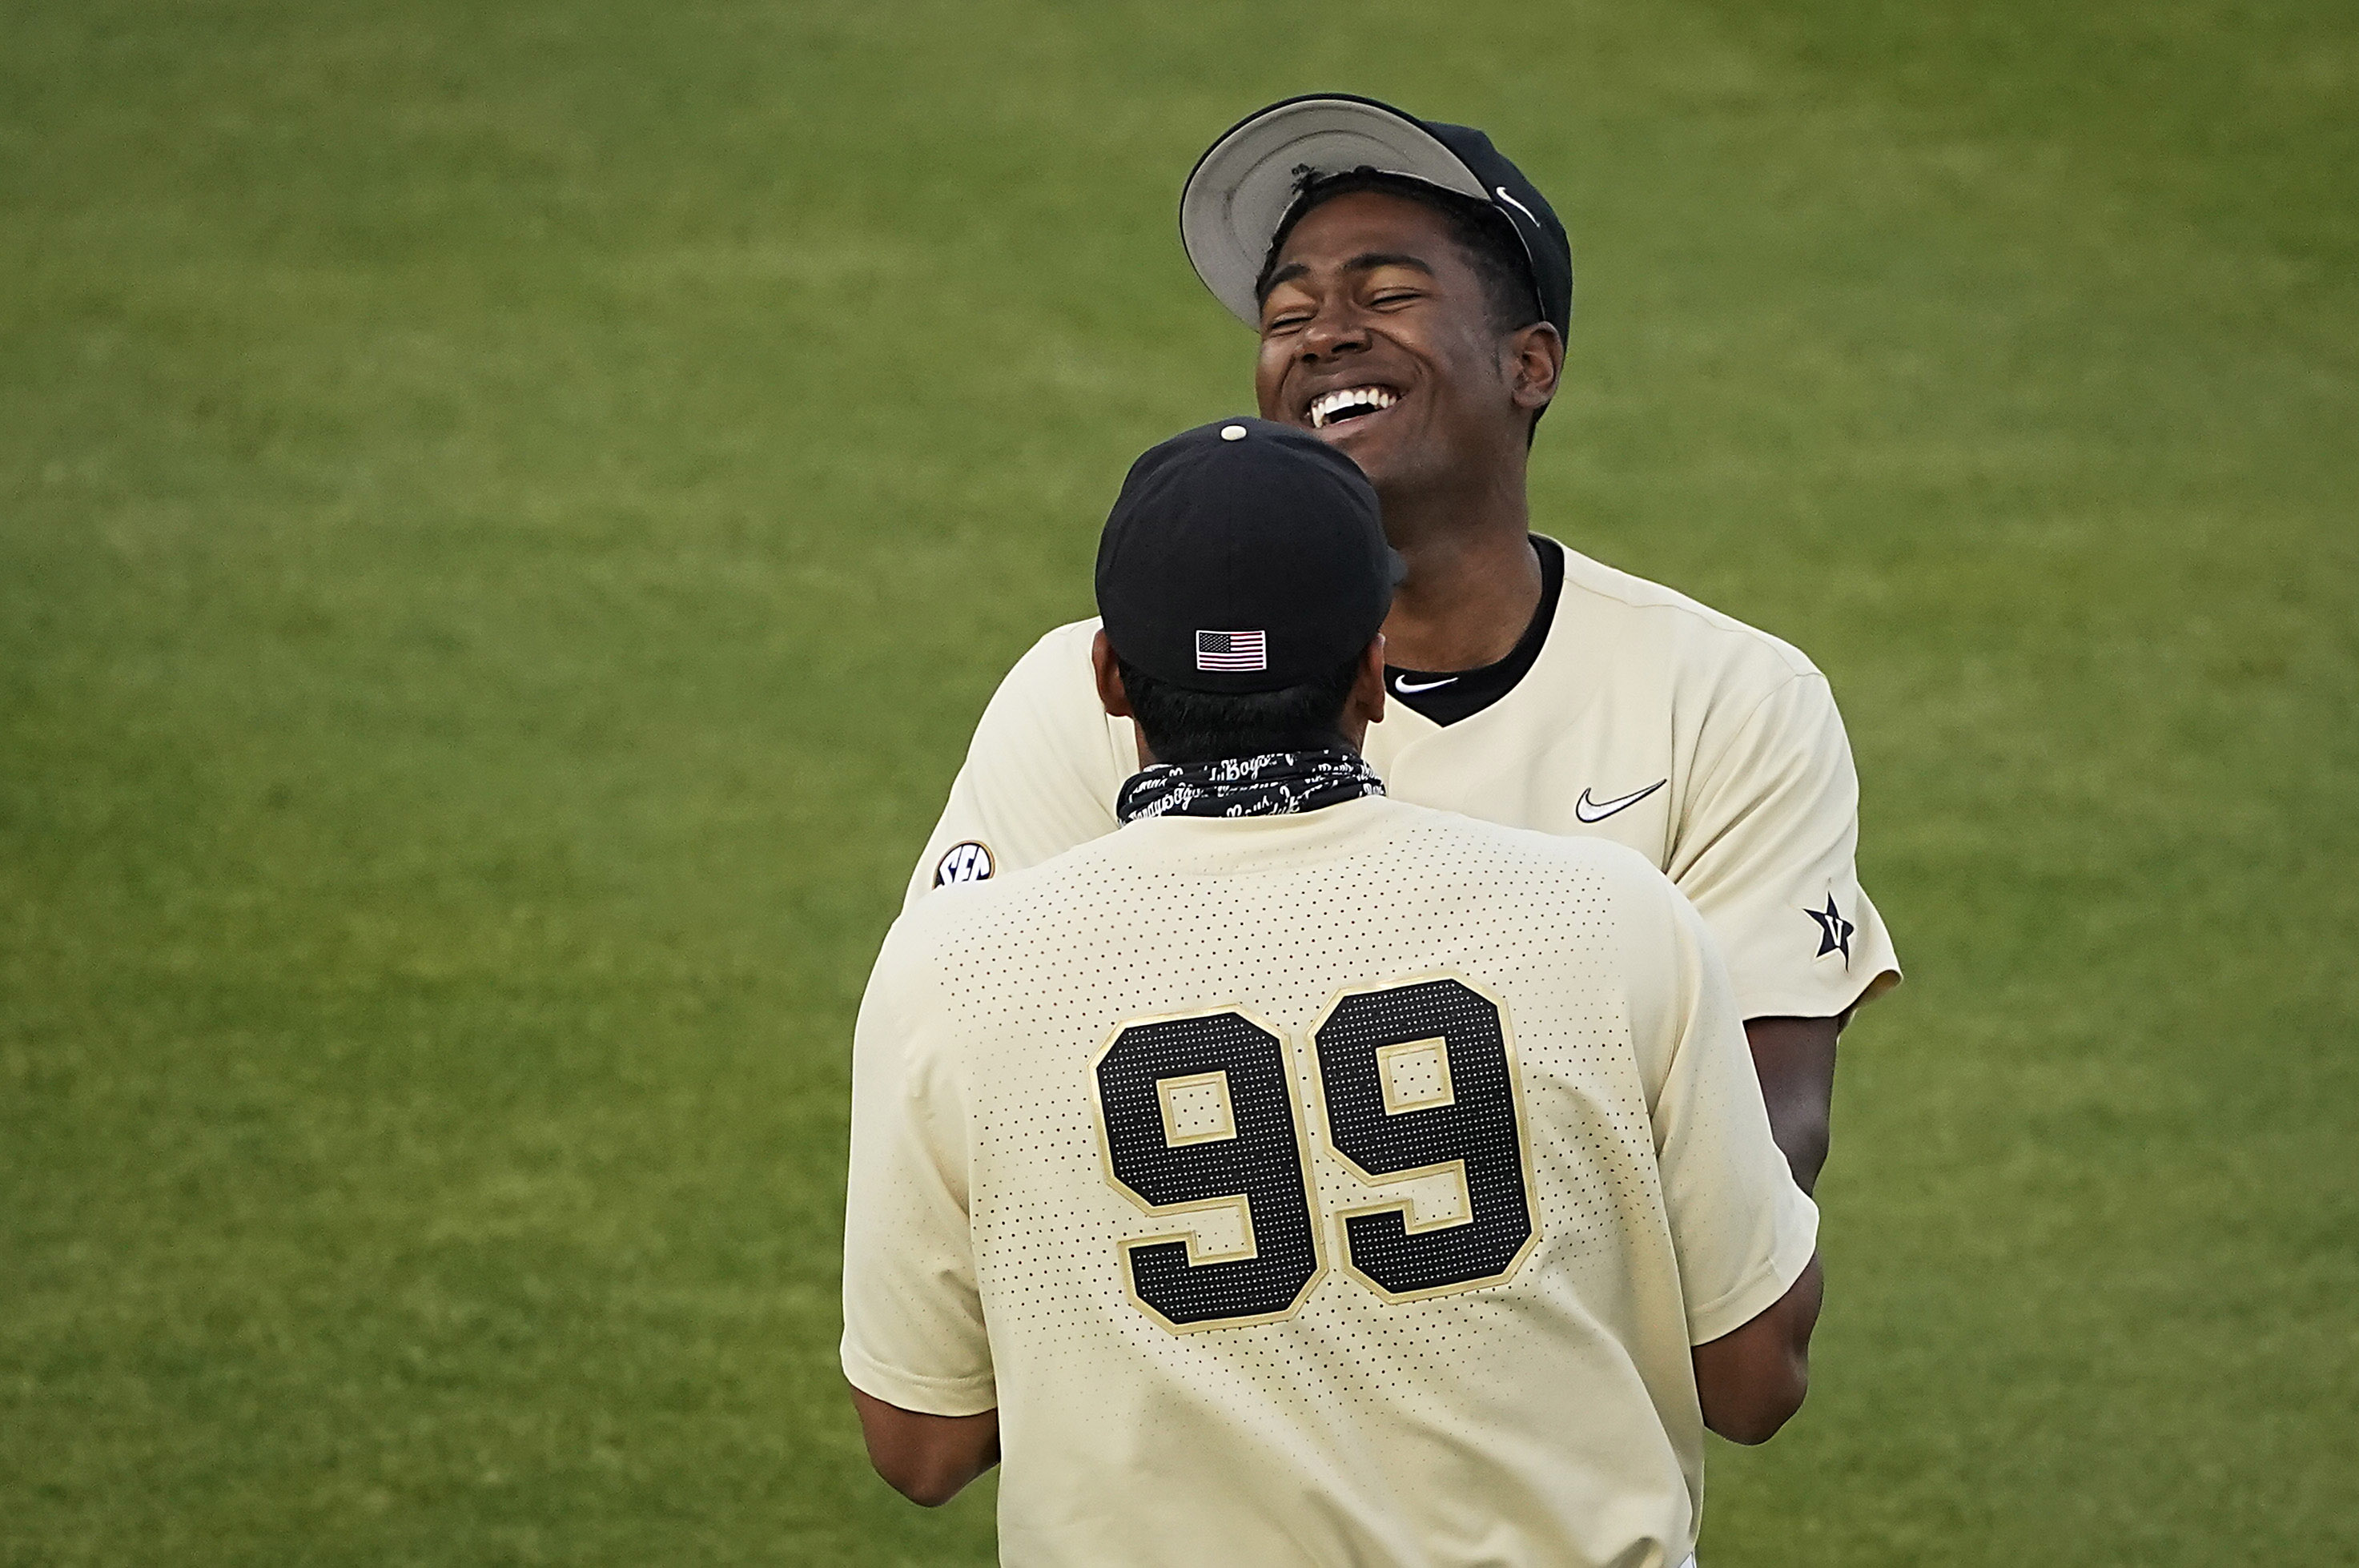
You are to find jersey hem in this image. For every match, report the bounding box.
[1734,962,1902,1026]
[840,1339,998,1418]
[1686,1188,1820,1346]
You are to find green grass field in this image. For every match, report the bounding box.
[4,2,2353,1562]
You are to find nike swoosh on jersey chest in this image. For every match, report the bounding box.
[1368,714,1681,869]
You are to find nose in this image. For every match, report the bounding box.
[1299,299,1370,363]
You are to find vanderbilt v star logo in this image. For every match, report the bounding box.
[1573,779,1666,823]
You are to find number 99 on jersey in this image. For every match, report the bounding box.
[1090,974,1539,1333]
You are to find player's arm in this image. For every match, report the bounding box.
[902,621,1127,909]
[848,1388,1001,1507]
[1627,858,1827,1444]
[839,919,999,1504]
[1743,1015,1839,1195]
[1671,670,1900,1192]
[1693,1252,1822,1444]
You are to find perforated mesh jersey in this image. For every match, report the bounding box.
[845,794,1819,1568]
[903,537,1901,1029]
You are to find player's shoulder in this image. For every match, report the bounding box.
[1376,794,1678,900]
[884,821,1127,960]
[1002,616,1103,686]
[1548,538,1822,685]
[967,615,1123,756]
[1376,800,1703,971]
[958,615,1106,720]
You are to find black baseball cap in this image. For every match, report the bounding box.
[1180,94,1573,340]
[1095,419,1398,696]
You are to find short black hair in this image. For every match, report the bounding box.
[1117,650,1364,766]
[1253,167,1542,336]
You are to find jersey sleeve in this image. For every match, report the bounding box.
[903,621,1128,911]
[839,916,997,1416]
[1626,867,1822,1345]
[1666,669,1900,1022]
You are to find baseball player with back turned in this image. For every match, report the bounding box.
[906,95,1900,1196]
[844,418,1822,1566]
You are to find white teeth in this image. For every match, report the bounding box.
[1308,386,1399,429]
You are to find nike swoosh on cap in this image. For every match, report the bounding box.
[1392,674,1459,694]
[1573,780,1667,823]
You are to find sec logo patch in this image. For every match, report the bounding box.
[934,841,995,887]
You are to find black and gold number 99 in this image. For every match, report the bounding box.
[1091,975,1537,1333]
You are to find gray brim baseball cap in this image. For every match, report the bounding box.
[1179,93,1573,338]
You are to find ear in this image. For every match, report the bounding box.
[1505,320,1564,416]
[1338,633,1388,748]
[1091,629,1132,718]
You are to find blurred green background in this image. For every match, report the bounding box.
[3,2,2353,1562]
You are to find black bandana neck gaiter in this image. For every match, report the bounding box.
[1114,748,1386,825]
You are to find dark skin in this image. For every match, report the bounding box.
[848,1389,999,1508]
[1693,1252,1823,1445]
[851,640,1823,1502]
[1256,192,1556,672]
[1256,189,1843,1195]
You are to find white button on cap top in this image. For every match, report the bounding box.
[1220,424,1248,440]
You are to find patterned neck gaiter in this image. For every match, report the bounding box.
[1115,749,1386,824]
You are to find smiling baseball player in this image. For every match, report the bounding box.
[906,95,1899,1193]
[846,419,1822,1566]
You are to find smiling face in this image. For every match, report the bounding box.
[1252,189,1559,507]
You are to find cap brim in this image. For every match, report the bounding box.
[1180,95,1489,329]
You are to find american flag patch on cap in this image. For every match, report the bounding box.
[1196,629,1268,672]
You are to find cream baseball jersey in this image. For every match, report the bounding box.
[845,795,1818,1566]
[908,540,1899,1022]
